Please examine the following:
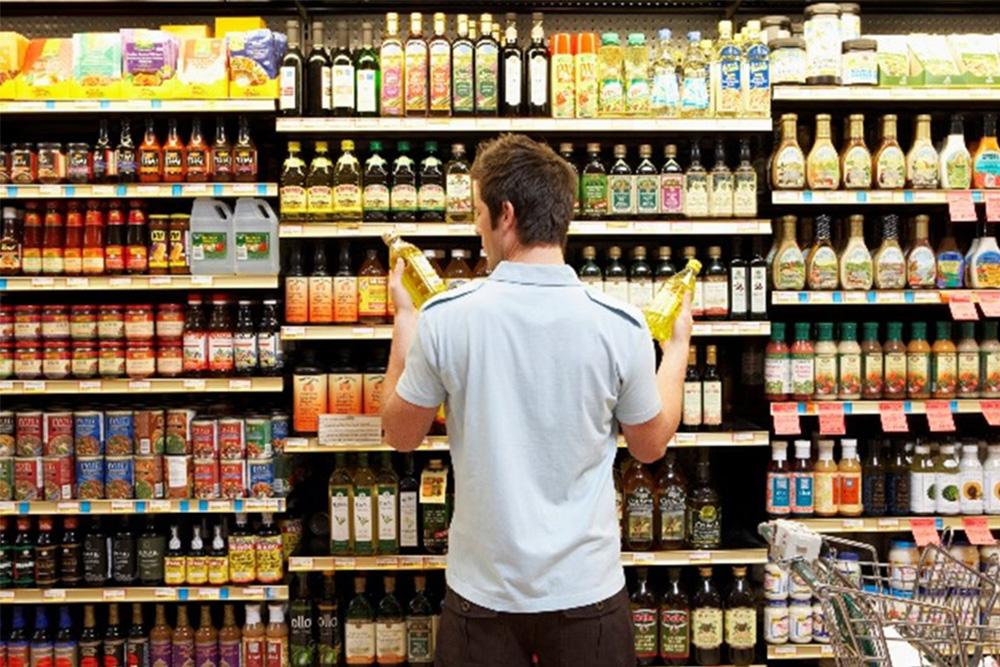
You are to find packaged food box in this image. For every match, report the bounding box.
[121,28,179,99]
[227,29,285,98]
[947,34,1000,86]
[70,32,122,99]
[178,37,228,98]
[215,17,266,39]
[0,32,29,99]
[874,35,913,87]
[16,38,72,99]
[161,25,212,39]
[908,34,962,86]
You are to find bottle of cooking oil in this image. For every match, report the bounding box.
[597,33,624,117]
[644,259,701,342]
[623,33,650,116]
[680,32,709,118]
[382,232,448,309]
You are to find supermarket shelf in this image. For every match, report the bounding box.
[0,498,286,516]
[0,377,283,395]
[771,399,986,416]
[284,431,770,453]
[279,219,773,238]
[773,85,1000,102]
[281,321,771,340]
[0,586,288,604]
[0,275,279,291]
[771,289,997,306]
[289,549,769,572]
[2,183,277,199]
[768,644,835,660]
[793,516,1000,534]
[0,100,276,114]
[276,116,773,133]
[772,190,991,205]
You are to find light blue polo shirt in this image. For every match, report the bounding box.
[395,261,661,613]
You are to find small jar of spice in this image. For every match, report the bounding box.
[14,305,41,340]
[126,341,156,379]
[98,305,125,340]
[157,339,183,378]
[10,144,36,184]
[41,305,70,340]
[124,304,155,341]
[156,303,185,339]
[70,305,98,341]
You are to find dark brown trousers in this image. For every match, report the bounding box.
[434,586,635,667]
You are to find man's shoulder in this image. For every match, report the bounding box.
[582,289,646,330]
[422,280,487,313]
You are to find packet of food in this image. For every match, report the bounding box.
[227,28,286,98]
[17,38,72,99]
[178,37,228,98]
[874,35,911,87]
[71,32,122,99]
[121,28,179,98]
[908,33,961,86]
[0,32,28,99]
[947,33,999,86]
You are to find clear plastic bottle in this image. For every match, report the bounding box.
[624,33,650,116]
[598,33,625,117]
[650,29,679,117]
[958,444,985,515]
[680,32,710,117]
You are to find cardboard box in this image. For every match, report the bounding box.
[70,32,123,99]
[161,25,212,39]
[215,17,266,39]
[0,32,28,99]
[178,37,228,98]
[227,29,284,99]
[16,38,72,99]
[948,34,1000,86]
[875,35,913,87]
[908,34,962,86]
[121,29,180,99]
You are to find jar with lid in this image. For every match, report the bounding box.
[761,16,791,45]
[789,598,814,644]
[124,304,154,341]
[148,215,170,275]
[889,539,918,592]
[838,3,861,40]
[98,305,125,340]
[812,600,829,643]
[98,340,125,377]
[156,303,184,339]
[835,552,862,587]
[804,3,842,85]
[37,142,66,184]
[771,38,808,84]
[42,339,71,380]
[126,341,156,379]
[842,39,877,86]
[10,144,36,184]
[207,295,234,376]
[71,340,98,379]
[764,599,789,644]
[67,143,92,184]
[0,146,9,184]
[41,305,70,340]
[168,214,190,274]
[14,304,41,340]
[0,341,12,379]
[70,305,98,340]
[156,339,183,378]
[0,305,12,340]
[764,562,789,599]
[14,339,42,379]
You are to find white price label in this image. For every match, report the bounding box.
[150,500,171,512]
[184,184,207,194]
[149,276,172,286]
[285,437,309,449]
[0,381,14,391]
[190,276,213,286]
[351,327,375,337]
[31,277,55,286]
[57,502,80,513]
[334,557,356,568]
[39,185,63,196]
[79,380,102,390]
[198,588,219,599]
[878,518,900,528]
[137,185,162,196]
[233,184,255,194]
[66,277,90,288]
[424,556,447,568]
[634,552,655,563]
[109,277,133,287]
[91,185,115,196]
[281,326,305,338]
[0,502,14,513]
[183,379,206,390]
[281,225,303,236]
[129,381,152,391]
[208,500,230,512]
[43,589,66,599]
[23,381,46,392]
[293,557,314,570]
[155,588,176,598]
[842,519,865,528]
[376,557,399,568]
[688,551,712,562]
[103,589,126,600]
[229,379,252,390]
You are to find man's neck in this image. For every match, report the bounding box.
[505,244,565,265]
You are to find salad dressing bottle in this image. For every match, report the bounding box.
[771,114,805,190]
[839,215,873,291]
[838,322,862,400]
[907,114,939,189]
[806,114,840,190]
[813,440,839,518]
[906,215,936,289]
[931,321,957,399]
[841,114,872,189]
[940,114,972,190]
[936,222,965,289]
[772,215,805,290]
[883,322,907,399]
[806,214,838,290]
[813,322,838,400]
[861,322,883,399]
[874,114,906,189]
[873,214,906,290]
[907,322,931,399]
[957,322,980,398]
[982,321,1000,398]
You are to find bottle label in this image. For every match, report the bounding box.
[907,247,936,288]
[876,147,906,189]
[380,46,404,116]
[475,45,499,111]
[446,174,472,214]
[808,247,839,289]
[608,174,634,215]
[730,268,748,315]
[725,607,756,649]
[150,641,170,667]
[418,183,446,213]
[985,350,1000,395]
[320,67,332,110]
[529,55,548,107]
[839,351,862,398]
[703,379,722,426]
[767,472,791,514]
[628,278,652,310]
[452,45,474,112]
[792,472,814,513]
[405,44,428,112]
[363,182,390,213]
[574,56,597,117]
[692,280,704,316]
[807,146,840,189]
[429,44,451,111]
[659,174,683,214]
[353,491,374,543]
[207,332,234,373]
[843,147,872,188]
[390,183,417,213]
[658,485,686,543]
[936,471,960,513]
[909,145,940,188]
[687,503,721,548]
[332,65,355,110]
[195,642,218,667]
[258,332,280,371]
[235,232,271,263]
[333,276,359,323]
[682,381,702,426]
[227,536,256,583]
[839,471,861,508]
[703,279,728,317]
[374,621,406,662]
[933,351,958,396]
[775,147,805,189]
[660,608,689,657]
[944,152,971,190]
[907,352,930,396]
[746,46,770,114]
[330,490,351,548]
[406,615,432,662]
[307,185,334,215]
[377,486,398,542]
[504,55,522,107]
[765,354,791,396]
[279,66,298,110]
[635,174,658,214]
[356,70,378,114]
[358,276,388,319]
[862,351,884,396]
[183,331,208,373]
[400,490,418,548]
[344,621,375,663]
[334,184,362,214]
[974,249,1000,288]
[218,641,238,667]
[626,485,654,544]
[958,351,980,395]
[814,471,839,515]
[683,174,709,217]
[885,351,907,396]
[681,75,709,112]
[632,606,657,658]
[814,353,837,398]
[691,608,723,648]
[233,332,258,372]
[875,247,906,289]
[190,232,226,262]
[581,174,608,214]
[170,640,193,667]
[552,53,575,118]
[750,266,767,314]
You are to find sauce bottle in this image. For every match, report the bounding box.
[791,440,814,517]
[766,441,791,518]
[57,516,81,588]
[840,215,873,291]
[105,201,126,274]
[907,215,936,289]
[358,249,388,324]
[233,116,257,182]
[78,606,99,667]
[41,202,65,276]
[93,120,114,183]
[53,605,76,667]
[940,114,972,190]
[790,322,814,401]
[934,443,961,516]
[137,118,162,184]
[126,603,148,667]
[163,525,185,585]
[957,322,980,398]
[104,604,126,667]
[111,516,136,585]
[862,440,887,517]
[148,215,169,275]
[837,322,862,400]
[218,605,241,667]
[907,322,931,399]
[185,524,208,585]
[307,244,333,324]
[284,246,308,324]
[624,457,656,550]
[807,114,840,190]
[581,143,609,219]
[983,321,1000,399]
[631,567,658,665]
[182,295,208,376]
[910,443,936,515]
[772,215,805,290]
[837,439,862,517]
[931,321,957,399]
[81,201,105,275]
[813,322,837,400]
[418,141,445,222]
[265,606,288,667]
[30,602,53,667]
[874,114,906,189]
[242,605,265,667]
[20,203,42,275]
[813,440,839,518]
[292,350,326,433]
[186,119,210,183]
[194,605,218,667]
[765,322,790,401]
[228,514,256,585]
[125,201,149,275]
[974,112,1000,189]
[886,441,911,516]
[34,516,58,587]
[654,451,687,550]
[137,517,164,586]
[443,249,473,289]
[255,513,284,584]
[163,119,186,183]
[0,207,23,275]
[211,118,233,183]
[171,606,194,667]
[725,566,756,667]
[64,202,84,276]
[168,213,189,275]
[116,120,137,184]
[8,607,29,667]
[883,322,908,399]
[149,605,171,667]
[207,524,229,586]
[771,113,805,190]
[861,322,883,399]
[207,295,234,376]
[806,214,838,290]
[841,114,872,189]
[873,215,905,290]
[333,242,358,324]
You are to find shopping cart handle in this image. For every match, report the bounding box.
[758,520,823,563]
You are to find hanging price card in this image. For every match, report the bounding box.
[947,191,977,222]
[925,401,956,432]
[977,292,1000,318]
[947,294,979,321]
[817,402,845,435]
[986,192,1000,222]
[909,517,940,546]
[772,403,800,435]
[879,402,909,432]
[961,517,997,546]
[982,400,1000,426]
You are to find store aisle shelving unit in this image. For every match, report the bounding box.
[1,183,277,199]
[276,116,773,133]
[772,289,999,306]
[793,515,1000,534]
[0,100,276,113]
[0,275,280,291]
[0,499,286,515]
[0,377,283,395]
[0,586,289,604]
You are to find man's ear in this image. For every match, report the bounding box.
[499,200,517,233]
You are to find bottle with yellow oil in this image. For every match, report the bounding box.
[382,232,448,309]
[644,258,701,341]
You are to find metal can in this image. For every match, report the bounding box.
[165,455,192,499]
[0,457,12,500]
[0,411,14,457]
[219,460,246,499]
[43,411,74,457]
[75,456,105,499]
[191,419,218,459]
[73,410,104,456]
[134,408,165,456]
[104,456,134,499]
[193,458,220,499]
[218,418,245,460]
[245,416,272,458]
[164,409,194,455]
[270,412,289,453]
[15,411,43,457]
[104,410,134,456]
[247,458,274,498]
[13,456,42,500]
[133,455,164,500]
[42,455,74,500]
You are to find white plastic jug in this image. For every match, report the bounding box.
[233,198,280,275]
[189,198,235,275]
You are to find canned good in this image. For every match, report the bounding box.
[69,305,98,340]
[193,458,220,499]
[165,455,192,499]
[14,457,42,500]
[75,456,105,499]
[245,417,272,458]
[42,411,74,457]
[247,458,274,498]
[164,409,194,455]
[105,410,134,456]
[14,340,42,379]
[42,455,74,500]
[104,456,134,499]
[134,455,164,500]
[191,419,218,459]
[98,305,125,340]
[15,411,43,457]
[218,418,245,460]
[219,460,246,499]
[98,340,125,377]
[134,409,164,456]
[42,339,72,380]
[124,304,154,341]
[71,341,99,378]
[41,305,70,339]
[0,458,12,499]
[270,413,289,453]
[14,305,41,340]
[125,341,155,379]
[73,411,104,456]
[0,412,13,457]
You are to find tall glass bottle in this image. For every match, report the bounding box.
[684,142,709,218]
[691,567,724,666]
[445,143,472,224]
[390,142,417,223]
[210,117,233,182]
[501,13,523,117]
[404,13,428,116]
[279,20,305,116]
[687,455,721,549]
[306,141,334,221]
[725,566,756,666]
[406,575,434,667]
[709,140,733,218]
[624,458,656,551]
[526,13,550,116]
[306,22,331,116]
[680,31,710,117]
[418,142,446,222]
[330,21,354,116]
[328,452,354,555]
[631,568,659,665]
[660,144,684,216]
[581,143,608,219]
[907,113,939,188]
[974,112,1000,189]
[683,345,702,430]
[807,113,840,190]
[451,15,475,116]
[352,452,378,555]
[842,114,873,189]
[375,452,399,555]
[333,140,362,222]
[608,144,635,218]
[772,113,805,190]
[375,575,406,665]
[875,114,906,189]
[474,14,500,115]
[116,119,137,183]
[733,139,757,218]
[874,214,906,290]
[345,576,375,665]
[355,22,380,117]
[380,13,405,117]
[661,568,690,665]
[362,141,389,223]
[428,13,451,116]
[656,451,688,550]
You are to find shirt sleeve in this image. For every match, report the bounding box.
[613,329,662,426]
[395,319,448,409]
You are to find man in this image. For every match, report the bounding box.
[381,134,692,666]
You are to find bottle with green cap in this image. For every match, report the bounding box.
[765,321,790,401]
[791,322,815,400]
[907,321,931,399]
[884,321,907,398]
[624,33,650,115]
[861,322,883,399]
[390,141,417,223]
[418,141,445,222]
[334,139,362,222]
[814,322,838,400]
[597,32,624,116]
[984,321,1000,398]
[932,320,957,399]
[838,321,862,400]
[957,321,980,397]
[363,141,389,223]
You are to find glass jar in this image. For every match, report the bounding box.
[0,145,9,185]
[804,3,842,85]
[761,15,791,45]
[66,143,92,184]
[70,305,98,341]
[842,39,878,85]
[71,340,99,379]
[10,143,36,184]
[42,339,71,380]
[40,305,70,340]
[789,598,814,644]
[98,305,125,340]
[124,304,155,341]
[889,539,918,592]
[14,339,42,379]
[156,339,183,378]
[36,142,66,185]
[764,562,790,600]
[126,341,156,379]
[0,305,12,340]
[98,340,126,377]
[13,305,41,340]
[839,2,861,40]
[835,552,862,588]
[764,599,790,644]
[155,303,185,339]
[0,341,12,379]
[948,541,980,572]
[812,600,829,643]
[771,37,808,84]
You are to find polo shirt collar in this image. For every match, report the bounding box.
[488,261,581,286]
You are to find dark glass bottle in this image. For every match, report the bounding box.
[126,602,149,667]
[729,238,748,320]
[886,440,912,516]
[631,568,659,665]
[137,517,165,585]
[306,21,332,116]
[289,575,315,667]
[355,22,380,117]
[316,573,340,667]
[687,456,722,549]
[93,119,113,183]
[233,116,257,182]
[331,20,355,117]
[749,236,768,320]
[390,142,417,223]
[116,120,137,184]
[451,15,475,116]
[691,567,723,666]
[82,518,109,586]
[406,574,434,667]
[399,454,420,554]
[34,516,58,588]
[57,516,81,587]
[701,345,723,431]
[655,246,677,280]
[862,440,887,516]
[9,607,29,667]
[624,458,656,552]
[31,605,53,667]
[418,142,445,222]
[725,566,756,666]
[138,118,162,183]
[211,118,233,182]
[258,299,283,376]
[363,141,390,223]
[0,517,12,588]
[525,13,550,116]
[703,245,728,321]
[186,118,210,183]
[279,19,305,116]
[112,516,136,585]
[500,13,523,117]
[655,451,688,550]
[103,603,126,667]
[682,345,702,431]
[79,604,101,667]
[474,14,500,116]
[54,605,75,667]
[660,568,691,665]
[13,516,35,587]
[234,300,258,376]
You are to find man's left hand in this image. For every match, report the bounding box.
[390,258,416,317]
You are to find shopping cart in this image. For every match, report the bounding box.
[759,520,1000,667]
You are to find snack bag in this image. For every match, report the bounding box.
[0,32,28,99]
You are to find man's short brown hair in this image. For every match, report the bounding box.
[470,134,576,247]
